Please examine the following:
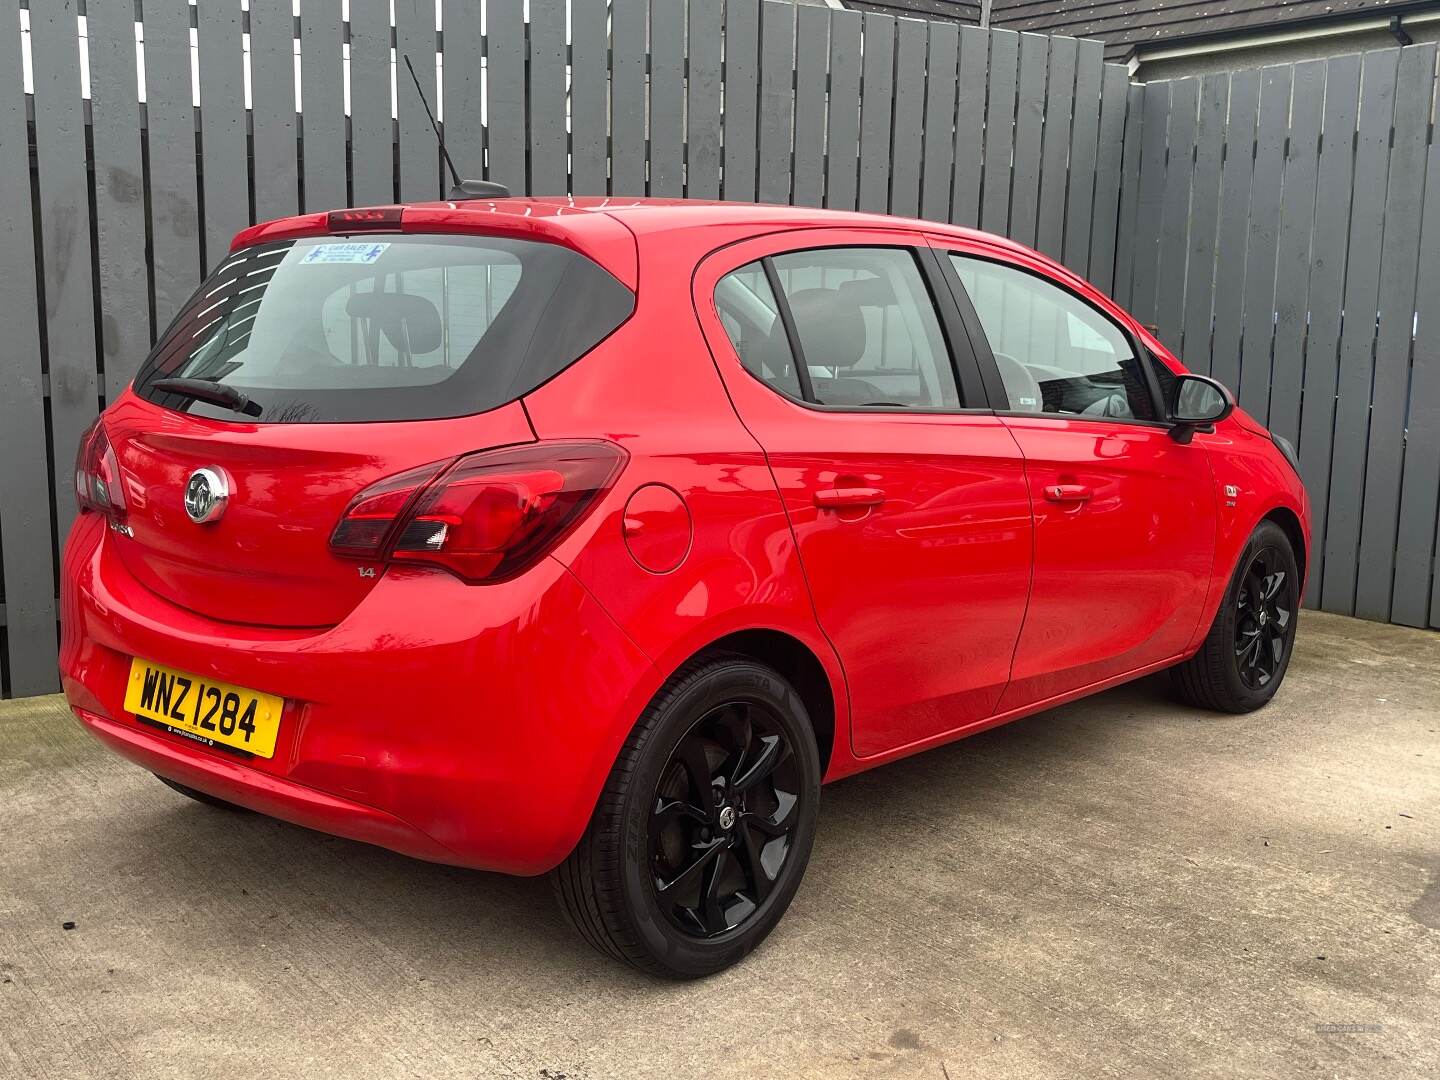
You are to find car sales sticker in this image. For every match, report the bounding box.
[301,242,390,265]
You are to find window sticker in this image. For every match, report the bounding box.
[301,242,390,265]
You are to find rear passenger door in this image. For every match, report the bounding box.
[936,240,1216,708]
[695,229,1033,759]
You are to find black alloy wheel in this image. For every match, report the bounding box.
[1233,544,1293,691]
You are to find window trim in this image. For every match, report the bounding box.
[936,249,1172,429]
[725,243,994,417]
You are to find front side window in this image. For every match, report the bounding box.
[714,247,963,410]
[950,255,1157,421]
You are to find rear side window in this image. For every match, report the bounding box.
[135,235,634,423]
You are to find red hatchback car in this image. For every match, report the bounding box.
[61,198,1309,977]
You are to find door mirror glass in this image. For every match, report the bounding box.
[1171,374,1233,424]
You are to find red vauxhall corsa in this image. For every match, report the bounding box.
[61,197,1309,978]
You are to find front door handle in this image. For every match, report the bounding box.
[814,486,885,510]
[1043,483,1092,504]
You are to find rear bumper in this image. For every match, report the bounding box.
[60,512,655,875]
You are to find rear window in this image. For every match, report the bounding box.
[134,234,634,422]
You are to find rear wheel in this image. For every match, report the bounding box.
[1172,519,1300,713]
[551,655,820,979]
[154,774,249,811]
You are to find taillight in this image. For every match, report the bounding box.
[74,418,127,521]
[329,441,627,583]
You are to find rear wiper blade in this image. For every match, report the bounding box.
[151,377,263,417]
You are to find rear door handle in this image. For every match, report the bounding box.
[1043,483,1092,504]
[814,486,885,510]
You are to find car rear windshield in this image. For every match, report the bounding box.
[133,234,635,423]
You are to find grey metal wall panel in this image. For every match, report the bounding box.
[1355,44,1436,621]
[758,0,797,205]
[0,12,58,695]
[649,0,687,197]
[723,0,761,202]
[920,21,959,222]
[1322,48,1400,614]
[1153,78,1197,352]
[570,0,611,195]
[86,0,149,399]
[685,0,722,199]
[824,9,863,210]
[299,0,347,212]
[888,16,927,217]
[949,25,988,227]
[1111,81,1145,305]
[1036,34,1076,261]
[1208,68,1259,394]
[1266,60,1324,448]
[1007,32,1047,247]
[610,0,647,195]
[1395,137,1440,627]
[1235,65,1290,420]
[1177,73,1226,374]
[792,5,831,209]
[250,0,301,218]
[858,14,896,213]
[196,0,249,266]
[486,1,527,194]
[1296,54,1361,605]
[1088,63,1128,294]
[529,0,571,195]
[1127,79,1170,324]
[1062,39,1102,275]
[351,0,397,205]
[980,29,1019,235]
[439,0,484,184]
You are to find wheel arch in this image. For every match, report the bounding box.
[1262,505,1307,584]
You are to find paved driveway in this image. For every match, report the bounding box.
[2,611,1437,1079]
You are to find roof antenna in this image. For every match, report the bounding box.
[402,53,510,201]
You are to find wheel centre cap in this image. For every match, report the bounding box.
[1258,609,1268,627]
[717,806,736,830]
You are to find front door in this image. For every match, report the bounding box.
[696,231,1033,758]
[940,244,1216,709]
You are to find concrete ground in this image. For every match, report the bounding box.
[1,611,1436,1080]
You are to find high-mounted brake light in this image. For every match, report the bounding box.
[326,206,404,232]
[74,418,127,522]
[329,441,627,583]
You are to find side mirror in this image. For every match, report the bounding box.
[1169,374,1234,443]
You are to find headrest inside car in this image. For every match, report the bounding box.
[838,275,896,308]
[345,292,443,355]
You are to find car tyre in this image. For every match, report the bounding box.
[551,654,821,979]
[155,774,250,811]
[1172,519,1300,713]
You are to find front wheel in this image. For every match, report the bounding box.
[551,655,821,978]
[1172,519,1300,713]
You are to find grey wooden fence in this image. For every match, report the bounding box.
[1115,46,1440,631]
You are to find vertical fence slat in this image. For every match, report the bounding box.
[0,10,58,695]
[1235,66,1291,419]
[486,0,527,193]
[438,0,484,185]
[1008,33,1047,247]
[528,0,570,195]
[87,0,149,398]
[1127,80,1170,324]
[824,8,862,211]
[1088,64,1128,295]
[1036,34,1075,260]
[1112,81,1146,306]
[858,13,895,214]
[1266,60,1324,446]
[250,0,300,218]
[1208,69,1259,393]
[196,0,249,266]
[981,29,1019,235]
[792,4,830,209]
[1356,44,1437,621]
[686,0,723,199]
[1297,54,1362,605]
[1062,39,1102,276]
[722,0,760,202]
[1152,78,1197,352]
[1177,74,1226,373]
[299,0,346,212]
[888,16,927,218]
[1323,48,1401,614]
[1396,133,1440,627]
[648,0,686,198]
[394,0,438,201]
[347,0,394,205]
[610,0,647,195]
[758,0,796,205]
[949,25,987,228]
[570,0,610,196]
[920,21,959,223]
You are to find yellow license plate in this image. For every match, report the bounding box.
[124,658,284,759]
